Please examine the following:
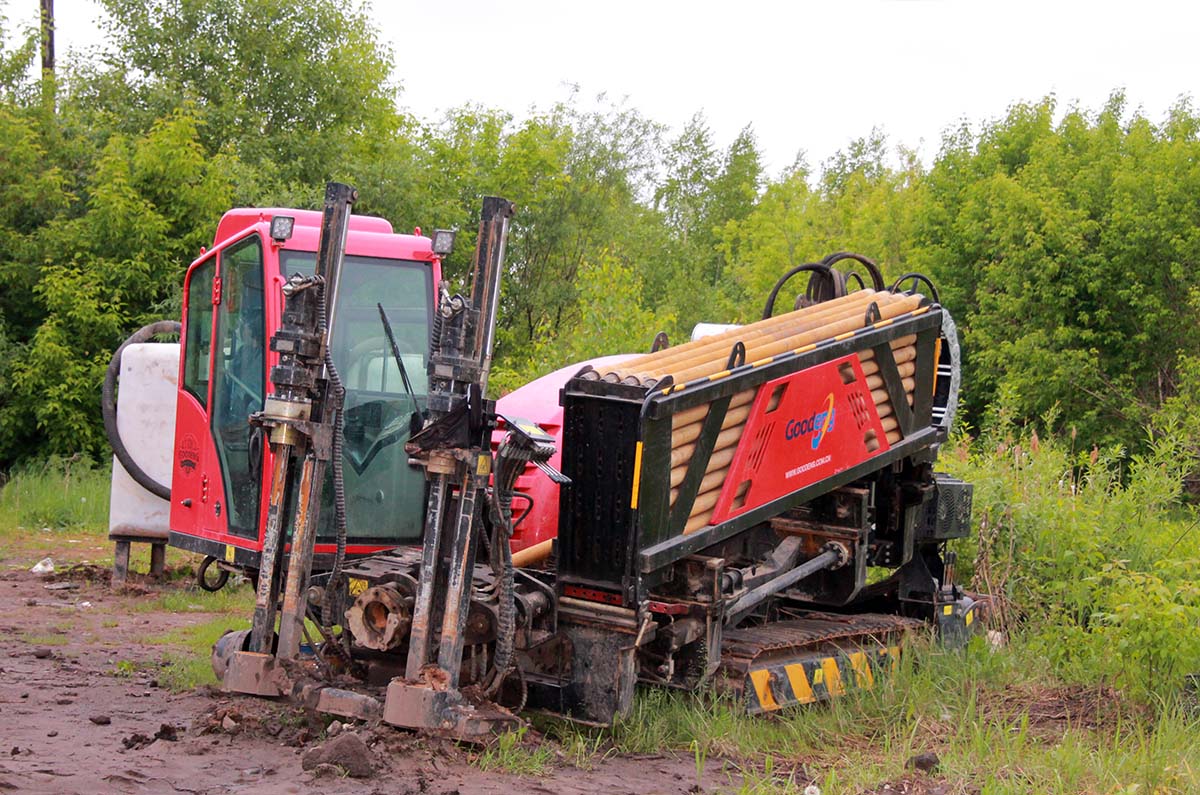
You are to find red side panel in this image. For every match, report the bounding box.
[709,354,891,524]
[492,354,634,552]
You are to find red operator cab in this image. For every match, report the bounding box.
[168,208,443,571]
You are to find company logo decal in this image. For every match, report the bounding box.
[784,393,837,450]
[177,433,200,477]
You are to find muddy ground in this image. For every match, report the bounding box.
[0,566,974,795]
[0,567,767,795]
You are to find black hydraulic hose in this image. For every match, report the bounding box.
[761,263,835,319]
[486,437,527,695]
[510,492,533,530]
[803,266,847,306]
[319,282,348,628]
[820,252,886,291]
[889,272,941,304]
[102,320,181,501]
[197,555,230,592]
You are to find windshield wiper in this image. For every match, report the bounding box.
[377,302,425,436]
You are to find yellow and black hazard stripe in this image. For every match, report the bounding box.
[744,645,901,713]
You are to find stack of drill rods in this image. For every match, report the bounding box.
[675,367,918,537]
[660,304,928,535]
[651,292,920,388]
[660,292,921,493]
[598,291,873,383]
[667,337,917,499]
[598,291,886,386]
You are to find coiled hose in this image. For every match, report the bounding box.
[485,437,531,695]
[102,320,182,500]
[317,280,348,628]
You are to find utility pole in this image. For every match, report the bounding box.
[40,0,55,105]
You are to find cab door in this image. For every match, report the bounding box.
[170,252,219,537]
[209,235,267,539]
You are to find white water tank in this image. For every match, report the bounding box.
[690,322,741,341]
[108,343,180,540]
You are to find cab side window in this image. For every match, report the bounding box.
[183,258,216,407]
[210,236,265,536]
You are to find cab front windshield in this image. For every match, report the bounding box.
[281,250,431,543]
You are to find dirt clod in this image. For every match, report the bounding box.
[32,647,53,659]
[906,752,940,773]
[122,733,154,750]
[88,714,111,725]
[301,732,376,778]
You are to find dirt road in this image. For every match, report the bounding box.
[0,569,715,795]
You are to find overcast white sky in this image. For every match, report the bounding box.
[41,0,1200,175]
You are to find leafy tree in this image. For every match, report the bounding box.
[720,134,920,323]
[92,0,399,185]
[914,95,1200,446]
[656,117,765,334]
[3,107,233,461]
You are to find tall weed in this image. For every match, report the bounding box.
[945,427,1200,700]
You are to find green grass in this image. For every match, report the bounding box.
[155,613,253,691]
[19,632,70,646]
[473,726,556,776]
[128,582,255,615]
[0,457,110,532]
[0,457,115,568]
[542,637,1200,794]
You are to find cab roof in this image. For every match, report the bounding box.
[213,208,434,261]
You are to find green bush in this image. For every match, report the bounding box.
[945,427,1200,700]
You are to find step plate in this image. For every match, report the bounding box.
[721,613,921,713]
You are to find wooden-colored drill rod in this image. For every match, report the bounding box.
[670,468,732,505]
[869,379,915,405]
[672,404,753,449]
[672,389,755,428]
[865,361,916,392]
[670,426,745,468]
[670,446,736,489]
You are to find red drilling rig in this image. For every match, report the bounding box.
[107,183,979,735]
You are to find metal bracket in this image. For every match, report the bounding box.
[726,341,746,370]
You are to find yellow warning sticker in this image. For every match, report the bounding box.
[224,544,235,563]
[630,442,644,509]
[943,604,953,616]
[348,578,368,597]
[476,455,492,476]
[965,609,974,626]
[748,669,780,711]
